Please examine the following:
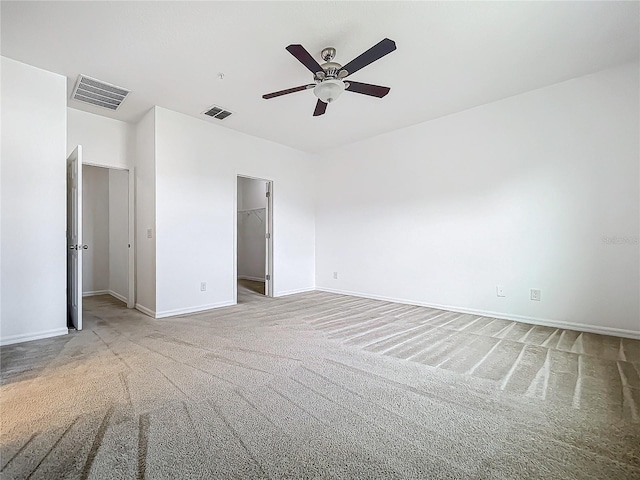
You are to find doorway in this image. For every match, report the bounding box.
[236,176,273,301]
[67,153,135,330]
[81,164,130,303]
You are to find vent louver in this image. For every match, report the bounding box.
[203,105,233,120]
[71,75,129,110]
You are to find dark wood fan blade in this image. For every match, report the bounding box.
[313,99,327,116]
[339,38,396,77]
[345,81,390,98]
[263,85,314,99]
[286,44,324,75]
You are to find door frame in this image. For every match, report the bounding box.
[82,161,136,309]
[234,174,274,301]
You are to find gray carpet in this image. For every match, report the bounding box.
[1,284,639,479]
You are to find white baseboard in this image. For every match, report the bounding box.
[238,275,265,282]
[155,300,236,319]
[135,303,156,318]
[108,290,128,304]
[276,287,316,297]
[83,290,108,297]
[316,287,640,340]
[0,327,69,346]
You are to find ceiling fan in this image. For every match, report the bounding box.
[262,38,396,116]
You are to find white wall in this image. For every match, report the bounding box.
[238,176,267,210]
[238,177,266,281]
[0,57,68,345]
[154,107,315,317]
[67,107,134,306]
[82,166,110,294]
[67,108,134,170]
[0,58,3,332]
[67,108,137,301]
[109,169,129,302]
[135,109,157,315]
[315,62,640,337]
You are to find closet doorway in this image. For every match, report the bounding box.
[236,175,273,300]
[81,164,134,308]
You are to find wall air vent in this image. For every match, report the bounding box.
[71,75,130,110]
[203,105,233,120]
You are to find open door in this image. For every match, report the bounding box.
[265,181,273,297]
[67,146,83,330]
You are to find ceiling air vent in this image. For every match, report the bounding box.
[203,105,233,120]
[71,74,130,110]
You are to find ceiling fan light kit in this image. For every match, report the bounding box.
[313,79,346,103]
[262,38,396,116]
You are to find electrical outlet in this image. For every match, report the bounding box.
[530,289,541,301]
[496,285,505,297]
[200,282,207,292]
[333,272,338,279]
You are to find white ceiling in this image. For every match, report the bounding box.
[2,1,638,153]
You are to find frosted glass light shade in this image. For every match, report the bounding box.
[313,79,346,103]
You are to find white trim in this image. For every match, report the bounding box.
[233,178,238,305]
[276,287,316,297]
[265,180,274,298]
[108,290,128,304]
[316,287,640,340]
[238,275,265,282]
[135,303,156,318]
[1,328,69,346]
[127,166,135,309]
[155,300,236,319]
[83,290,108,297]
[82,161,129,172]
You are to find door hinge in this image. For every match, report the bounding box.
[266,274,271,281]
[266,191,271,198]
[266,233,271,239]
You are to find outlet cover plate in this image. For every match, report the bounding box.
[530,289,541,301]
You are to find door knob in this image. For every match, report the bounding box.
[82,245,89,249]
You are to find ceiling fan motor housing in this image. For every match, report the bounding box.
[315,46,344,80]
[319,61,342,79]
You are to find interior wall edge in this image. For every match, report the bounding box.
[108,290,127,304]
[316,287,640,340]
[238,275,265,282]
[0,327,69,346]
[82,290,109,297]
[275,287,317,297]
[135,303,156,318]
[154,300,236,319]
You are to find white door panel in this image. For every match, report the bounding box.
[67,146,83,330]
